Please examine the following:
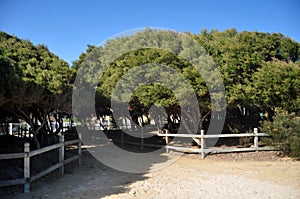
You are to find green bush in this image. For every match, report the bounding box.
[261,111,300,158]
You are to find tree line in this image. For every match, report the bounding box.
[0,29,299,149]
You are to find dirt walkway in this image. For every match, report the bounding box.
[3,150,300,199]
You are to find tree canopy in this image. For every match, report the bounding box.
[1,28,299,146]
[73,28,299,134]
[194,29,300,114]
[73,29,226,135]
[249,59,300,112]
[0,31,74,147]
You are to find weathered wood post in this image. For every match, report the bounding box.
[165,129,169,153]
[78,133,82,166]
[59,134,64,175]
[24,142,30,193]
[254,128,258,150]
[9,123,13,135]
[200,130,205,159]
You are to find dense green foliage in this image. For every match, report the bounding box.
[193,29,300,110]
[249,60,300,112]
[262,111,300,158]
[74,29,299,133]
[1,28,299,151]
[0,32,74,147]
[74,30,223,133]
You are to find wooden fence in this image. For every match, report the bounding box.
[157,128,276,159]
[0,133,82,193]
[107,128,276,158]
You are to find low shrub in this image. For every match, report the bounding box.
[261,111,300,158]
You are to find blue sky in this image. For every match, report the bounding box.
[0,0,299,64]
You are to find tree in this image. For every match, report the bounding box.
[74,29,225,135]
[0,31,74,148]
[193,29,299,110]
[74,28,300,135]
[249,60,300,114]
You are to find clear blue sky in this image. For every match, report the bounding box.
[1,0,299,64]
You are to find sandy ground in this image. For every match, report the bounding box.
[2,149,300,199]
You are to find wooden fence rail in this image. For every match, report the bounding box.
[107,128,277,159]
[0,133,82,193]
[157,128,276,159]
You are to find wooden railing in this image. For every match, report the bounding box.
[0,133,82,193]
[106,128,276,158]
[157,128,276,158]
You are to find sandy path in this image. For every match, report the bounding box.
[3,150,300,199]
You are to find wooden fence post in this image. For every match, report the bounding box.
[24,142,30,193]
[165,129,169,153]
[200,130,205,159]
[59,134,64,175]
[9,123,13,135]
[254,128,258,150]
[78,133,82,166]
